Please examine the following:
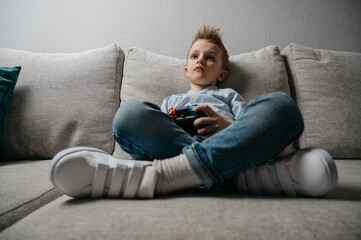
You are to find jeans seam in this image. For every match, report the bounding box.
[191,143,219,184]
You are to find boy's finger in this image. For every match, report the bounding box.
[201,132,216,139]
[193,104,214,116]
[197,125,217,135]
[193,104,208,111]
[194,117,216,127]
[199,128,218,139]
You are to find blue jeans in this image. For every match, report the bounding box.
[113,92,304,189]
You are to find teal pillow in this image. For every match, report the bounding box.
[0,66,21,135]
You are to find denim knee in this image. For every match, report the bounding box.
[112,99,151,136]
[266,92,304,135]
[258,92,291,104]
[272,92,291,101]
[267,92,298,113]
[252,92,295,111]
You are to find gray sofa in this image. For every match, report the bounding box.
[0,43,360,240]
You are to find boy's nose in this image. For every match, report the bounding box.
[197,57,205,65]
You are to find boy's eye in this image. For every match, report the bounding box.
[206,56,215,60]
[191,54,198,59]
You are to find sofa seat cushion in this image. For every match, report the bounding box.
[115,46,293,158]
[282,44,361,158]
[0,160,62,230]
[0,45,124,160]
[1,160,360,239]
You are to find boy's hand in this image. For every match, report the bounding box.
[192,104,233,139]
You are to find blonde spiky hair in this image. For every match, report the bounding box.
[187,25,229,70]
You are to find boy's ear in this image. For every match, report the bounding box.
[184,66,190,79]
[217,70,228,82]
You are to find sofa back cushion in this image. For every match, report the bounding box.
[282,43,361,158]
[121,48,188,106]
[0,45,124,160]
[121,46,290,106]
[115,46,293,158]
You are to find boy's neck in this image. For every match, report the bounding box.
[190,84,216,91]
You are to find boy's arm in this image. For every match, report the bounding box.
[192,105,233,139]
[230,91,246,120]
[160,96,171,113]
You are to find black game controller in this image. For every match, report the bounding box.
[167,105,207,136]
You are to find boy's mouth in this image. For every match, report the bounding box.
[195,66,204,71]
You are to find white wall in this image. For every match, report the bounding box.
[0,0,360,57]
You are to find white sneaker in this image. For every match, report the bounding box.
[237,148,338,197]
[49,147,158,199]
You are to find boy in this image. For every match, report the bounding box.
[50,26,338,199]
[161,26,245,140]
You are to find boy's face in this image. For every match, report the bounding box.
[185,39,228,91]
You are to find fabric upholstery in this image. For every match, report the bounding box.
[121,48,188,107]
[282,43,361,158]
[0,45,124,160]
[0,160,62,230]
[219,45,291,103]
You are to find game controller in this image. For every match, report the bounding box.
[167,105,207,136]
